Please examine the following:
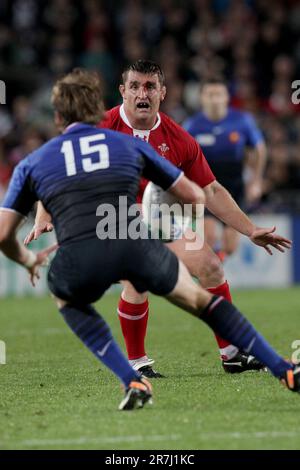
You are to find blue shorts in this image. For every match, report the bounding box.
[48,237,179,304]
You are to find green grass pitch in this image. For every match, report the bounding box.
[0,288,300,450]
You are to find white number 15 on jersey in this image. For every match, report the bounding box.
[61,134,110,176]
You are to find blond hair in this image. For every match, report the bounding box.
[51,68,104,127]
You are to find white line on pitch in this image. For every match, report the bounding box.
[196,431,299,440]
[3,328,66,337]
[0,434,181,448]
[0,431,298,449]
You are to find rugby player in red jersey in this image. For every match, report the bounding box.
[27,61,288,377]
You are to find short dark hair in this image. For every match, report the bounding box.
[51,68,104,127]
[122,59,165,86]
[200,77,228,90]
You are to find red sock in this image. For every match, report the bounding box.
[207,281,232,349]
[118,297,149,360]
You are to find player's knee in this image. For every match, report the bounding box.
[121,281,148,304]
[202,254,224,286]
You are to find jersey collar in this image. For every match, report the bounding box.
[63,122,81,133]
[119,104,161,131]
[63,122,96,134]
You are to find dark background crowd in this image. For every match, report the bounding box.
[0,0,299,212]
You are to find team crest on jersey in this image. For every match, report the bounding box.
[229,131,240,143]
[158,143,170,156]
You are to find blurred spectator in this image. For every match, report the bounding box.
[7,127,44,167]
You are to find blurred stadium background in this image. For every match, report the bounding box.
[1,0,300,451]
[0,0,299,294]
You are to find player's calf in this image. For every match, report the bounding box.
[167,261,211,314]
[55,302,152,409]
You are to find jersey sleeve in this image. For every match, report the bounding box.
[137,139,183,190]
[182,136,215,188]
[1,159,37,216]
[243,112,264,147]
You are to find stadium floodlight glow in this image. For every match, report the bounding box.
[0,80,6,104]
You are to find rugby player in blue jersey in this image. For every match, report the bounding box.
[184,77,267,261]
[0,69,298,410]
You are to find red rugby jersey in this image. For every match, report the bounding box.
[99,104,215,201]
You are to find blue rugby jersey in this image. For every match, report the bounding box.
[183,108,264,191]
[1,123,182,244]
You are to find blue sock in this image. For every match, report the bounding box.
[201,296,292,378]
[59,304,140,387]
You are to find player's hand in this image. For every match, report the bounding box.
[27,244,58,286]
[249,226,292,255]
[246,180,263,204]
[24,221,54,245]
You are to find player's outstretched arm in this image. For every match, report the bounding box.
[24,201,54,245]
[249,226,291,255]
[204,180,292,254]
[26,244,58,286]
[0,209,57,286]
